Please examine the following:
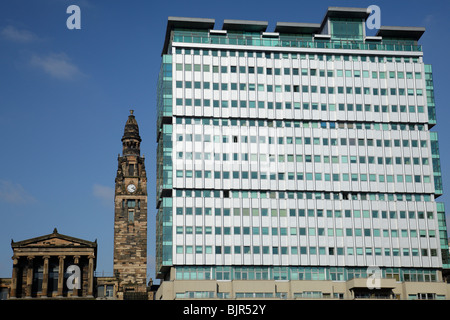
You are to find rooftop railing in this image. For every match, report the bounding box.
[172,34,422,52]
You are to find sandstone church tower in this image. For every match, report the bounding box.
[113,110,147,298]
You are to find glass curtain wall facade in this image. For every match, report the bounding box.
[155,8,449,299]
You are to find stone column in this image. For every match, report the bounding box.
[25,256,34,298]
[41,256,50,297]
[57,256,65,297]
[87,255,94,297]
[72,256,80,297]
[10,256,19,299]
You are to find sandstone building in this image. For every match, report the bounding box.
[9,228,97,299]
[113,110,149,299]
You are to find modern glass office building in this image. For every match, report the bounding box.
[155,7,450,299]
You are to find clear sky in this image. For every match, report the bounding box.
[0,0,449,282]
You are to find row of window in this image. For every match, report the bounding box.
[174,265,437,282]
[176,133,429,148]
[175,170,433,184]
[175,245,439,258]
[174,117,427,131]
[177,225,437,239]
[175,291,332,299]
[175,47,421,64]
[175,206,436,220]
[174,189,434,202]
[175,85,425,107]
[178,84,425,100]
[175,64,423,80]
[176,291,446,300]
[409,293,445,300]
[177,153,431,166]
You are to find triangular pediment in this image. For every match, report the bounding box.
[11,228,97,248]
[26,237,83,247]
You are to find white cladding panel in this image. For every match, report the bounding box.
[169,45,439,269]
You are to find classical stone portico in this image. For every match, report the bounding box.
[10,228,97,299]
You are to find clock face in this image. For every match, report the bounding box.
[127,184,136,193]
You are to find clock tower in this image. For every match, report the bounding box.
[113,110,148,297]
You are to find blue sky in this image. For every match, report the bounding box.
[0,0,449,281]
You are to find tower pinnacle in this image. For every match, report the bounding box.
[121,110,141,156]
